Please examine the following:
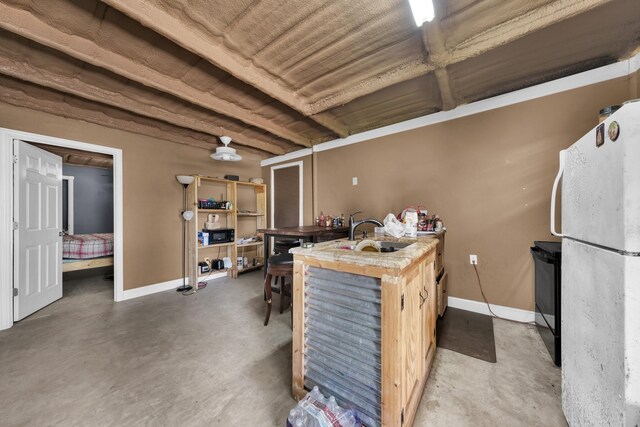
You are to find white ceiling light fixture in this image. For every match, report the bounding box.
[408,0,435,26]
[211,136,242,162]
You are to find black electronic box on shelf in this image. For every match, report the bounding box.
[198,200,229,209]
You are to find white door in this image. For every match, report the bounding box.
[13,140,63,321]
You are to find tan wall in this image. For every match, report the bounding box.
[315,76,633,311]
[262,155,314,226]
[0,102,263,290]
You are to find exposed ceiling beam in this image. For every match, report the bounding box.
[99,0,348,137]
[0,75,269,158]
[0,1,312,148]
[0,32,287,155]
[448,0,614,64]
[422,13,456,111]
[307,113,349,138]
[305,60,435,115]
[30,143,114,169]
[306,0,613,114]
[433,69,456,111]
[308,111,349,142]
[99,0,305,111]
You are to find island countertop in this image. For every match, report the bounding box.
[289,234,439,276]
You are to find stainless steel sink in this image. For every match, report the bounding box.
[379,241,412,250]
[342,240,413,253]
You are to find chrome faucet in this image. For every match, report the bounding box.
[349,211,383,240]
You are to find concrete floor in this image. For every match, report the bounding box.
[0,270,566,426]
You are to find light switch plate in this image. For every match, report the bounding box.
[352,177,358,186]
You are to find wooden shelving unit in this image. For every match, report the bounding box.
[200,209,237,214]
[199,242,235,249]
[187,176,266,286]
[235,181,266,276]
[237,264,263,273]
[237,242,262,248]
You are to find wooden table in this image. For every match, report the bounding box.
[258,226,349,275]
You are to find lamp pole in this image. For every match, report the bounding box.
[176,176,195,292]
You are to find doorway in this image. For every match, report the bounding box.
[270,161,303,228]
[0,127,123,331]
[32,142,115,317]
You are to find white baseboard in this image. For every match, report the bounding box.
[121,272,228,301]
[448,296,535,323]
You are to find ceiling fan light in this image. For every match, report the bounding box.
[408,0,435,26]
[211,136,242,161]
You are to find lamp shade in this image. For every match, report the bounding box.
[176,175,194,185]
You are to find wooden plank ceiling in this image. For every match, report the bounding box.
[0,0,638,157]
[30,143,113,169]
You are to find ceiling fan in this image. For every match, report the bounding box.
[211,136,242,161]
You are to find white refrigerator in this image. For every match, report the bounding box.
[551,102,640,425]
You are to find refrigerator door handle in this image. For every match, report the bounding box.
[550,150,566,237]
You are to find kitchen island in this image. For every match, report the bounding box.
[290,235,439,427]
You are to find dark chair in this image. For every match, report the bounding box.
[274,239,300,254]
[263,253,293,326]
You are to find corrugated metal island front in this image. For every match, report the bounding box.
[291,237,438,427]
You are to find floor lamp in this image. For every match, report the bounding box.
[176,175,195,292]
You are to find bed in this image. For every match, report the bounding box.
[63,233,114,272]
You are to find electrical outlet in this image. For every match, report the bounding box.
[470,254,478,265]
[352,177,358,186]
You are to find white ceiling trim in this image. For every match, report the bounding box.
[261,53,640,166]
[261,148,312,166]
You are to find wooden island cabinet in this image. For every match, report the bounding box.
[431,230,447,317]
[290,236,439,427]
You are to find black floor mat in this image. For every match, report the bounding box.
[436,307,496,363]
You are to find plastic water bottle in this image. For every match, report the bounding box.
[326,396,357,427]
[286,409,295,427]
[327,396,356,427]
[287,407,308,426]
[288,387,360,427]
[341,410,357,427]
[310,386,323,401]
[327,396,339,413]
